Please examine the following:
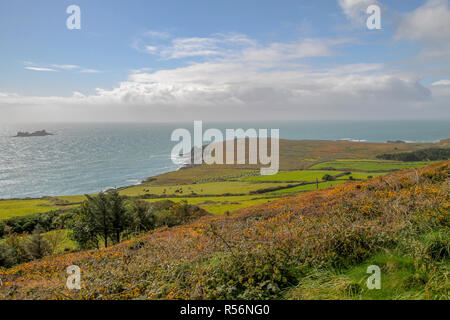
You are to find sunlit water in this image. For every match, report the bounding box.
[0,120,449,199]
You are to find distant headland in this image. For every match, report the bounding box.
[13,130,54,137]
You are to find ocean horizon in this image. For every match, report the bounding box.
[1,120,449,199]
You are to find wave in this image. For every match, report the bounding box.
[339,138,367,142]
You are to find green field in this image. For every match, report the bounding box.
[119,181,291,197]
[0,199,59,220]
[337,172,386,180]
[310,159,432,171]
[0,155,438,222]
[144,195,273,215]
[268,180,347,195]
[56,195,90,203]
[1,160,427,220]
[241,170,345,182]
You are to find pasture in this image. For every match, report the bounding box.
[310,159,432,171]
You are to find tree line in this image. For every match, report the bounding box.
[377,148,450,162]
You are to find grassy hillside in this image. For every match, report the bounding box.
[1,161,448,300]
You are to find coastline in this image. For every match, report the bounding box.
[1,137,449,201]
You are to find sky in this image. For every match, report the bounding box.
[0,0,449,122]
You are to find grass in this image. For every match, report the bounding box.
[285,249,449,300]
[148,167,257,185]
[119,181,291,197]
[268,180,347,195]
[311,159,433,172]
[144,195,273,215]
[0,199,59,220]
[0,163,427,221]
[241,170,345,182]
[55,195,89,203]
[337,172,387,180]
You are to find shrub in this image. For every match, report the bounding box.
[322,174,335,181]
[422,230,449,261]
[204,250,298,299]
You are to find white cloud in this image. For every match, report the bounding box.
[139,32,345,65]
[24,62,101,74]
[432,79,450,86]
[396,0,450,42]
[142,33,257,60]
[5,59,435,121]
[3,31,446,122]
[338,0,380,26]
[396,0,450,61]
[24,66,58,72]
[145,45,158,53]
[80,69,102,73]
[143,30,171,39]
[52,64,80,70]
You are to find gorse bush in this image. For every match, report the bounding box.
[203,249,299,299]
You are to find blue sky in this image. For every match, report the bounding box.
[0,0,449,121]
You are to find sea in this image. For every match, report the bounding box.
[0,120,449,199]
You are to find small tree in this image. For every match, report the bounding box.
[25,226,51,260]
[71,192,131,248]
[130,200,156,234]
[71,200,99,249]
[2,227,27,266]
[44,230,68,254]
[109,191,130,244]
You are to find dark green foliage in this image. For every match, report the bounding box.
[129,200,157,233]
[154,200,207,227]
[72,191,129,248]
[109,191,131,244]
[204,250,298,299]
[71,193,208,250]
[0,242,17,268]
[0,210,75,239]
[377,148,450,162]
[24,227,51,260]
[422,231,449,261]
